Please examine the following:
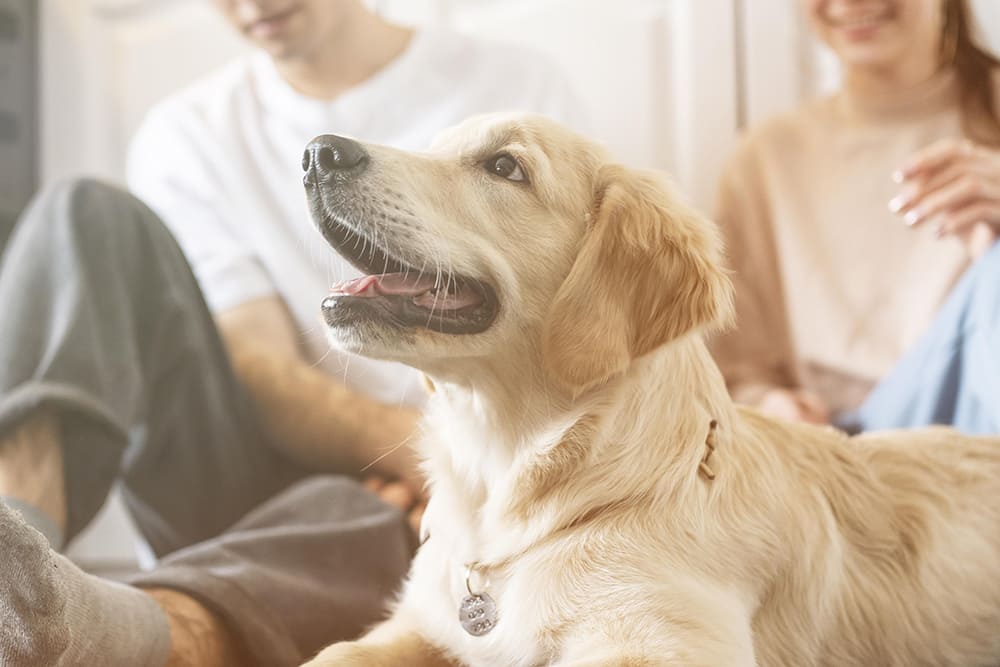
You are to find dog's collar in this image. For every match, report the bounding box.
[446,418,721,637]
[698,419,720,481]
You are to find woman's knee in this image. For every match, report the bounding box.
[968,240,1000,327]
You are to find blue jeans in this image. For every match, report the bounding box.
[837,241,1000,435]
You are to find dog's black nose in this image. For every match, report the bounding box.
[303,135,368,179]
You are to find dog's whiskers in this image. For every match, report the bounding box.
[374,225,390,276]
[360,432,416,473]
[311,345,334,368]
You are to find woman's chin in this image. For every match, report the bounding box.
[834,40,907,71]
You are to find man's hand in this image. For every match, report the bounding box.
[755,387,830,425]
[363,476,426,535]
[890,138,1000,259]
[215,296,424,491]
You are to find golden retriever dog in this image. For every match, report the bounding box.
[299,113,1000,666]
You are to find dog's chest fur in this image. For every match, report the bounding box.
[404,364,1000,666]
[408,394,622,666]
[403,530,549,667]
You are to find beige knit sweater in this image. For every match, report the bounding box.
[710,70,993,414]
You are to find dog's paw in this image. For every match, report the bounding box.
[300,642,387,667]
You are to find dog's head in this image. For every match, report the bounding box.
[303,113,731,392]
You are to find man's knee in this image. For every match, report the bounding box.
[51,177,128,207]
[30,177,132,224]
[14,178,168,257]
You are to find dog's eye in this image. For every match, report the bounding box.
[485,154,527,183]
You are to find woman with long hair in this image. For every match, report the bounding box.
[712,0,1000,433]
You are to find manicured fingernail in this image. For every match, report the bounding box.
[888,195,908,213]
[904,209,922,226]
[892,170,906,183]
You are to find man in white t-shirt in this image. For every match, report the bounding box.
[0,1,584,665]
[128,1,584,412]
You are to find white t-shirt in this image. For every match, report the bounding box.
[127,29,585,408]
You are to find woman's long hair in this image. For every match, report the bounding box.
[947,0,1000,145]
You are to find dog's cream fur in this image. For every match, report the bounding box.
[303,113,1000,666]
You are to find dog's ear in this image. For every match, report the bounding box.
[542,165,733,393]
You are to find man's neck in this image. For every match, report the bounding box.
[275,12,414,101]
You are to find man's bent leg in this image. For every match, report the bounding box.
[844,241,1000,434]
[0,500,170,667]
[0,412,65,546]
[0,179,311,665]
[0,178,306,554]
[132,477,417,666]
[146,588,249,667]
[0,181,411,665]
[3,475,415,667]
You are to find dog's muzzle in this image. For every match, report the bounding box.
[303,133,501,336]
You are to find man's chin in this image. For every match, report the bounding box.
[245,29,315,63]
[257,41,301,61]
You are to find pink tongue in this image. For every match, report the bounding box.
[331,273,437,297]
[329,273,484,311]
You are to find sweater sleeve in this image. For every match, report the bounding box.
[709,140,801,405]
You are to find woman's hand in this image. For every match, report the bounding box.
[755,387,831,425]
[890,138,1000,259]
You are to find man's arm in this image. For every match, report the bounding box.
[215,295,423,487]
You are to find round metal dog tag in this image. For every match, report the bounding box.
[459,593,497,636]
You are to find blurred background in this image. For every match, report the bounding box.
[5,0,847,232]
[1,0,997,570]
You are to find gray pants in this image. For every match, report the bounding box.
[0,180,415,665]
